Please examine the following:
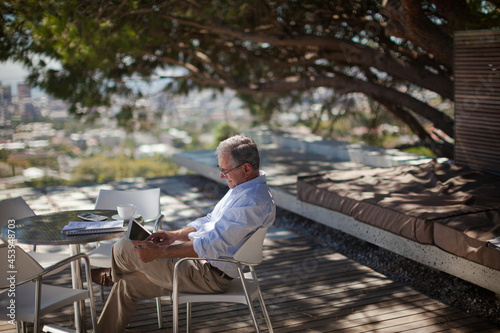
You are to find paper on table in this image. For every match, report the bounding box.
[62,220,124,232]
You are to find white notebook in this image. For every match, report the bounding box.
[62,220,125,236]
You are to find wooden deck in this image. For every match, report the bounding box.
[2,236,498,333]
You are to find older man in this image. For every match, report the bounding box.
[97,134,276,332]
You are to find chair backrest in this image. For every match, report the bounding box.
[233,227,268,265]
[0,197,36,229]
[95,188,161,220]
[0,246,44,289]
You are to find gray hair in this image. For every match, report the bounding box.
[216,134,260,170]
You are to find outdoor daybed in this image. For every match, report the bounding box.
[297,161,500,272]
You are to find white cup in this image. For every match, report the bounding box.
[117,204,137,220]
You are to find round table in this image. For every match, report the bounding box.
[4,209,127,245]
[1,209,128,332]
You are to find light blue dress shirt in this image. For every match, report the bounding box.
[187,171,276,278]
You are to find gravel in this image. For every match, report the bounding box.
[186,175,500,327]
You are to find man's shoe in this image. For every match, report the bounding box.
[91,268,113,286]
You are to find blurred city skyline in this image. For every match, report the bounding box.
[0,60,43,98]
[0,60,176,98]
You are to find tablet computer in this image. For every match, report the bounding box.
[127,219,151,241]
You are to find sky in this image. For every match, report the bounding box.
[0,60,30,95]
[0,60,29,83]
[0,59,171,97]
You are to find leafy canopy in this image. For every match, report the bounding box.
[1,0,499,158]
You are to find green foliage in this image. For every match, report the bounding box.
[183,133,216,151]
[2,0,499,158]
[360,132,400,148]
[52,143,78,158]
[0,149,9,162]
[0,162,12,177]
[213,123,239,144]
[26,155,59,169]
[2,153,181,188]
[116,105,137,132]
[24,176,65,188]
[69,154,180,185]
[402,146,436,157]
[238,93,286,124]
[6,155,30,171]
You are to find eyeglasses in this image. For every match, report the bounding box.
[217,163,245,177]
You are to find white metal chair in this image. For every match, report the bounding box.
[0,245,98,333]
[86,187,165,326]
[0,197,70,270]
[87,188,163,268]
[172,227,274,333]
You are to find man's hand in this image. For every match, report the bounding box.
[146,230,176,246]
[131,240,166,263]
[132,227,198,262]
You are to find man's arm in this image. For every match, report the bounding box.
[131,226,198,263]
[170,226,196,241]
[146,226,196,245]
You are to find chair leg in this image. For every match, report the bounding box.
[246,300,261,333]
[100,284,105,302]
[239,267,261,333]
[257,289,273,333]
[156,296,163,328]
[172,302,191,333]
[186,303,192,333]
[16,321,26,333]
[173,296,179,333]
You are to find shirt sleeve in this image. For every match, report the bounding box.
[187,213,211,231]
[188,189,232,231]
[189,195,272,259]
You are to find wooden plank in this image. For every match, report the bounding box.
[1,237,498,333]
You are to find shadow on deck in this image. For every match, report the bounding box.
[1,172,499,332]
[1,235,497,332]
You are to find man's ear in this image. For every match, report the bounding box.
[243,162,252,175]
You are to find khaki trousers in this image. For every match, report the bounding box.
[97,237,231,333]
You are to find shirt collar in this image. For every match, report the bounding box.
[232,170,267,192]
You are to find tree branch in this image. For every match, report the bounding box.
[159,13,453,99]
[179,72,454,138]
[382,0,453,67]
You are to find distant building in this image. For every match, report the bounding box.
[0,124,14,139]
[0,83,13,126]
[17,83,31,99]
[0,84,12,105]
[47,98,70,119]
[23,102,41,119]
